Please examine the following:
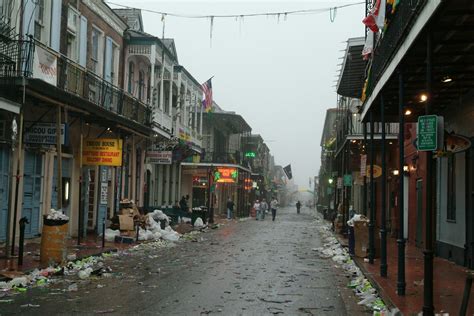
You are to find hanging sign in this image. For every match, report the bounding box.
[366,164,382,178]
[360,154,367,176]
[33,45,58,86]
[146,151,172,165]
[82,139,122,166]
[214,168,238,183]
[24,122,68,145]
[417,115,444,151]
[445,133,471,153]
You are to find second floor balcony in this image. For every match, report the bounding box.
[0,37,151,131]
[202,151,244,166]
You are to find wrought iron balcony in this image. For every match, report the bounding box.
[202,151,243,165]
[0,37,151,126]
[365,0,427,98]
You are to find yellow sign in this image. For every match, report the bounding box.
[83,138,123,166]
[366,165,382,178]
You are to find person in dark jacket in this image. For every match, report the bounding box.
[296,201,301,214]
[179,196,188,212]
[226,197,235,219]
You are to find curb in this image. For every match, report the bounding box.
[351,256,398,312]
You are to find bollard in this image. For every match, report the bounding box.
[101,218,106,248]
[18,217,29,266]
[460,273,474,316]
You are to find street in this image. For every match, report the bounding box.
[0,208,365,315]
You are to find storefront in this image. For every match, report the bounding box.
[181,163,251,217]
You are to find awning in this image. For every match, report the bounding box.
[337,37,366,99]
[0,96,20,114]
[204,112,251,134]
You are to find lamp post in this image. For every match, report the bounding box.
[397,69,406,296]
[380,95,388,277]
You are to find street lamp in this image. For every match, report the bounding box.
[328,178,334,184]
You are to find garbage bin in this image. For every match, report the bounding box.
[40,216,69,267]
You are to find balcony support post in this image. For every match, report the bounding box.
[363,122,367,216]
[397,69,406,296]
[380,95,387,277]
[369,110,375,264]
[56,105,63,210]
[423,30,435,316]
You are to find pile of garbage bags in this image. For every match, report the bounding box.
[46,208,69,221]
[313,217,399,315]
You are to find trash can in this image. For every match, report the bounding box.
[40,216,69,267]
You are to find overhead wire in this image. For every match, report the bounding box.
[106,1,364,20]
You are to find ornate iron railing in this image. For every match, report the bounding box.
[0,37,151,126]
[366,0,427,98]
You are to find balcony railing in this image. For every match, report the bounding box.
[0,37,151,126]
[202,151,243,165]
[366,0,427,98]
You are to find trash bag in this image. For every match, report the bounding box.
[193,217,204,228]
[104,229,120,242]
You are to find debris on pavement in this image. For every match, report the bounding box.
[46,208,70,221]
[313,216,397,315]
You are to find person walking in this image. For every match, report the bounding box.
[226,197,235,220]
[253,200,261,220]
[260,198,268,220]
[270,197,279,221]
[296,200,301,214]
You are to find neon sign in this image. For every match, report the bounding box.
[214,168,238,183]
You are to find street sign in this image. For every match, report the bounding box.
[343,174,352,187]
[337,177,343,189]
[417,115,443,151]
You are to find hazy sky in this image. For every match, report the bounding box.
[112,0,364,187]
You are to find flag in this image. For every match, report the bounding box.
[201,78,213,113]
[362,0,386,33]
[283,164,293,180]
[362,31,374,60]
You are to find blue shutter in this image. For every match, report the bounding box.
[23,0,35,37]
[104,37,113,82]
[0,147,10,241]
[50,0,62,51]
[22,152,42,238]
[79,16,88,67]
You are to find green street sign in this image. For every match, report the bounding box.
[417,115,441,151]
[343,174,352,187]
[245,151,256,158]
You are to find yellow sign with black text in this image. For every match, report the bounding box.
[83,138,123,166]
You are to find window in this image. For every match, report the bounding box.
[138,70,145,100]
[447,155,456,221]
[34,0,45,41]
[66,7,79,62]
[110,42,119,85]
[91,28,103,75]
[128,62,135,93]
[0,0,11,23]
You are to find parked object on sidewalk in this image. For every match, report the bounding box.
[40,210,69,267]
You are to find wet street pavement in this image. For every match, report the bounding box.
[1,208,366,315]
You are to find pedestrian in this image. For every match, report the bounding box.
[260,198,268,220]
[296,200,301,214]
[179,196,188,213]
[253,200,261,220]
[270,197,279,221]
[226,197,235,220]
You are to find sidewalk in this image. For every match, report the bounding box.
[0,215,233,275]
[0,235,131,274]
[351,235,474,315]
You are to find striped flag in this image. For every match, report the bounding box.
[202,78,213,113]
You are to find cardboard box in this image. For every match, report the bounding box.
[354,220,380,258]
[118,215,135,231]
